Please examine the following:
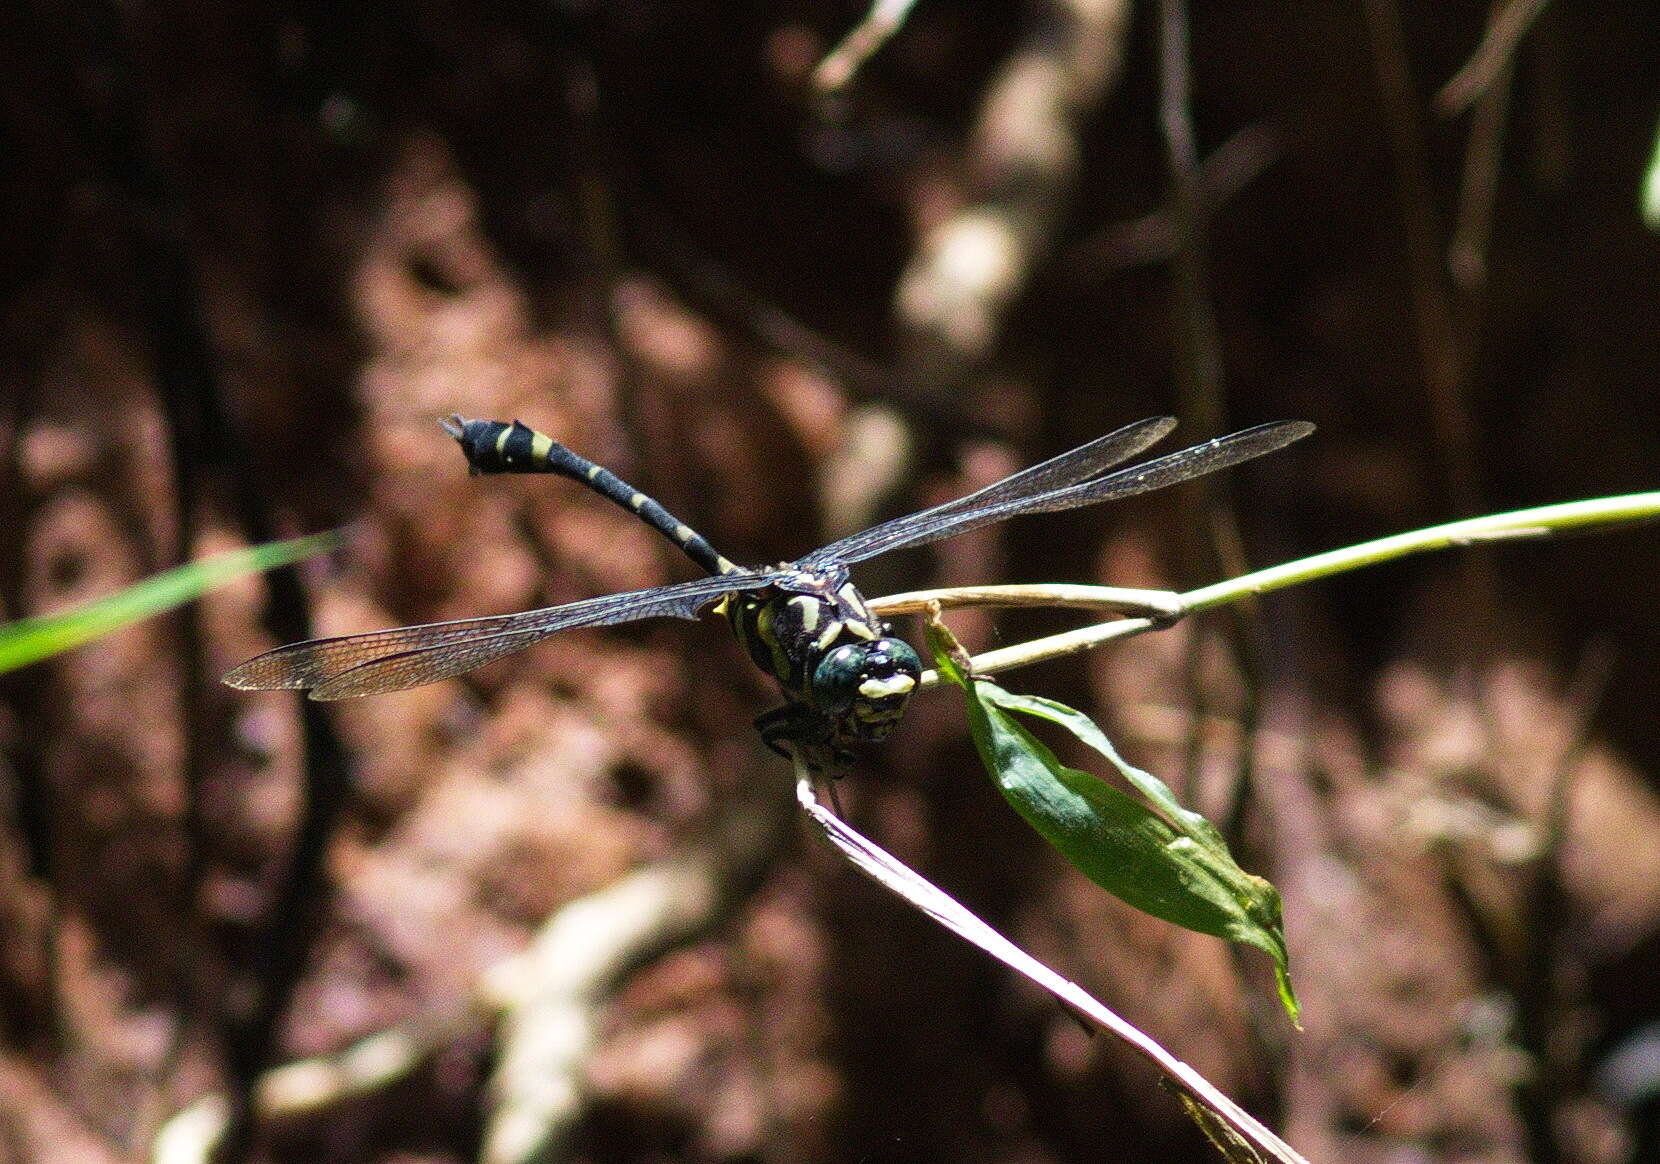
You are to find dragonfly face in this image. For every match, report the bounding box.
[724,566,922,764]
[809,637,923,739]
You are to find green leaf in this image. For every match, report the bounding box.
[926,621,1299,1023]
[0,531,342,675]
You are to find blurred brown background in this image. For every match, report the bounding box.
[3,0,1660,1161]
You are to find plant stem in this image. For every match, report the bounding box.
[894,491,1660,685]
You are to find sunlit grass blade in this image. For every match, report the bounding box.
[0,531,342,675]
[929,620,1299,1023]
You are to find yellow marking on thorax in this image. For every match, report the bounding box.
[837,581,873,621]
[814,619,845,651]
[788,595,820,633]
[754,603,795,680]
[495,427,514,455]
[529,431,554,459]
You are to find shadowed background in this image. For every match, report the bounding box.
[3,1,1660,1161]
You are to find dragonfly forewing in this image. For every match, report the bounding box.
[800,416,1177,569]
[811,420,1313,567]
[224,572,777,699]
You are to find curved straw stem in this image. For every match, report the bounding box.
[868,491,1660,687]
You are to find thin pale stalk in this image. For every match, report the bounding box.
[899,492,1660,687]
[871,583,1182,620]
[796,772,1309,1163]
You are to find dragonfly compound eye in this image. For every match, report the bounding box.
[811,638,923,740]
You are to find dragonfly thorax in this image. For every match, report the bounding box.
[725,565,921,759]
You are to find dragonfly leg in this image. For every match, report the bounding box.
[754,704,853,773]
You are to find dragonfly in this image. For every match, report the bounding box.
[225,414,1313,768]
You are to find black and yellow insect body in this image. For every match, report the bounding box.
[723,564,922,767]
[441,418,923,768]
[454,417,741,578]
[226,413,1314,770]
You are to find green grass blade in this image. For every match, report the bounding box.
[0,531,342,675]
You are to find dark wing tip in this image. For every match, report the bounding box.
[1227,418,1316,449]
[1127,414,1180,446]
[1267,419,1317,447]
[1145,415,1180,446]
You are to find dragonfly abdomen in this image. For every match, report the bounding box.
[444,415,740,578]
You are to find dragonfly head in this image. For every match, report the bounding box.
[810,637,923,741]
